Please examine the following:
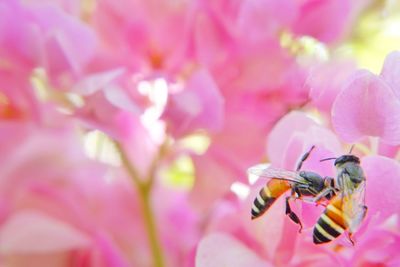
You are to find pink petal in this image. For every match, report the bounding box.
[308,59,357,113]
[190,149,240,212]
[31,3,97,75]
[75,92,137,140]
[352,226,400,266]
[362,155,400,220]
[72,69,125,95]
[0,210,90,254]
[378,142,400,158]
[380,50,400,99]
[195,233,271,267]
[292,0,351,43]
[163,69,224,137]
[282,126,342,172]
[332,70,400,145]
[237,0,297,42]
[244,180,288,258]
[267,111,317,167]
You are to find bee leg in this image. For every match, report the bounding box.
[312,186,336,205]
[285,197,303,233]
[296,145,316,171]
[347,233,355,246]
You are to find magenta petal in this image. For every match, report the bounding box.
[292,0,351,43]
[332,70,400,145]
[195,233,270,267]
[380,50,400,99]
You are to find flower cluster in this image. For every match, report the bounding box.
[0,0,399,267]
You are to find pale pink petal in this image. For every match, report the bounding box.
[31,3,97,72]
[244,179,288,258]
[0,210,90,253]
[190,149,240,212]
[103,85,141,115]
[352,227,400,266]
[0,1,97,86]
[195,233,271,267]
[237,0,297,42]
[152,187,200,267]
[190,98,275,212]
[332,70,400,145]
[362,155,400,220]
[163,69,224,137]
[192,10,233,72]
[272,210,300,265]
[267,111,317,167]
[380,50,400,99]
[282,126,342,172]
[75,92,137,140]
[72,69,125,95]
[308,59,357,113]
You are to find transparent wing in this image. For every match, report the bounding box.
[342,180,367,233]
[247,164,308,185]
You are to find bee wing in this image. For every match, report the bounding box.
[247,164,308,185]
[342,180,367,233]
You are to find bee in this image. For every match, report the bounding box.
[313,154,367,245]
[248,146,337,231]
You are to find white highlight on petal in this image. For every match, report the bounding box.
[84,130,120,166]
[230,182,250,200]
[138,78,169,143]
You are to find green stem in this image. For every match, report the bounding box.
[114,142,165,267]
[139,187,165,267]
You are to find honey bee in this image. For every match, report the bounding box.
[248,146,337,231]
[313,154,367,245]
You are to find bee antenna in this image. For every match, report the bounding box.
[320,157,337,162]
[349,144,355,154]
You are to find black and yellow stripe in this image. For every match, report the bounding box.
[313,196,347,244]
[251,187,277,219]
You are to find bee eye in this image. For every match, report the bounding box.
[350,175,364,184]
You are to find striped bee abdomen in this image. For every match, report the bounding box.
[251,179,290,220]
[313,196,347,244]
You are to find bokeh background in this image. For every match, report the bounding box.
[1,0,400,266]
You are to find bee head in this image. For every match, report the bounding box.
[334,155,360,167]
